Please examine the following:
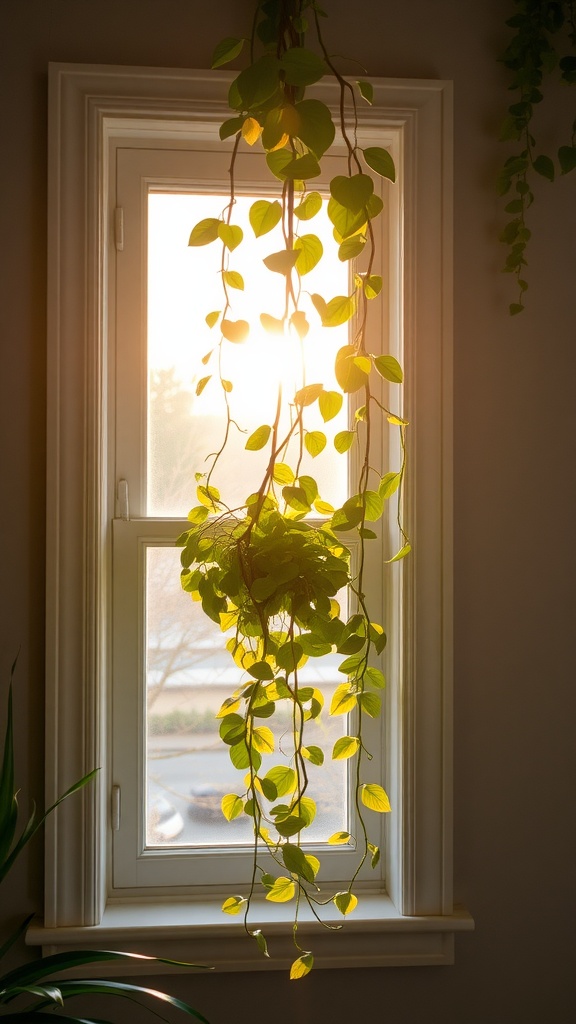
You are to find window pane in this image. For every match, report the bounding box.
[145,545,349,848]
[147,192,350,516]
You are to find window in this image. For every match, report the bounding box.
[35,63,471,971]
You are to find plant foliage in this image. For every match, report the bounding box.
[499,0,576,313]
[178,0,409,975]
[0,657,211,1022]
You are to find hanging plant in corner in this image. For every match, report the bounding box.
[498,0,576,313]
[178,0,409,979]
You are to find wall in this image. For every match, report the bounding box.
[1,1,574,1022]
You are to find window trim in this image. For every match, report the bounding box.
[36,62,471,971]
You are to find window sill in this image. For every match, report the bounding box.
[27,897,473,973]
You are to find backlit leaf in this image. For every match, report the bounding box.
[188,217,220,246]
[330,174,374,212]
[221,794,244,821]
[361,783,391,812]
[282,843,315,882]
[218,223,243,251]
[263,249,300,275]
[265,765,297,796]
[294,99,335,157]
[338,235,366,261]
[290,310,309,338]
[260,313,285,334]
[358,691,381,717]
[364,666,386,689]
[265,876,296,902]
[223,269,244,290]
[294,233,323,274]
[205,310,220,328]
[246,424,272,450]
[290,953,314,979]
[272,462,295,485]
[252,726,275,754]
[302,745,324,765]
[294,191,323,220]
[294,382,323,406]
[318,390,343,422]
[334,430,355,454]
[379,471,401,499]
[330,683,357,716]
[249,199,283,237]
[304,431,326,457]
[386,542,411,563]
[364,274,382,298]
[282,153,321,180]
[222,895,247,914]
[221,319,249,343]
[332,735,360,760]
[328,830,352,845]
[321,295,356,328]
[241,116,262,145]
[334,891,358,915]
[335,344,369,392]
[374,354,403,383]
[195,376,211,396]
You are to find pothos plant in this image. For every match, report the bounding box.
[177,0,409,979]
[499,0,576,313]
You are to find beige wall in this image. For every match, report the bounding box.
[1,1,575,1021]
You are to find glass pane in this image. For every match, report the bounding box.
[145,545,348,848]
[147,192,350,516]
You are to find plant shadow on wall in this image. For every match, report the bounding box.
[0,659,213,1024]
[172,0,409,980]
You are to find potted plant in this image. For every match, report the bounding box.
[0,658,212,1023]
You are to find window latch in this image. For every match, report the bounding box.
[111,785,121,831]
[117,478,130,521]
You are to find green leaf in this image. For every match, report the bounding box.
[280,47,326,86]
[221,319,249,343]
[364,490,383,520]
[338,235,366,261]
[247,660,274,680]
[374,354,403,383]
[328,830,352,845]
[332,735,360,760]
[249,199,283,237]
[222,895,246,914]
[294,233,323,274]
[330,173,374,212]
[509,302,524,315]
[188,218,220,246]
[330,683,357,716]
[263,249,300,275]
[282,485,311,513]
[362,146,396,182]
[379,471,401,499]
[218,223,243,251]
[558,145,576,175]
[294,191,323,221]
[282,153,321,180]
[223,269,244,290]
[195,376,211,396]
[335,344,369,392]
[294,382,323,406]
[294,99,335,157]
[221,794,244,821]
[252,726,275,754]
[246,424,272,450]
[219,116,244,140]
[290,953,314,979]
[533,154,555,181]
[304,431,326,457]
[357,80,373,104]
[212,36,245,69]
[364,666,386,689]
[250,928,270,957]
[361,783,391,812]
[334,430,355,454]
[327,197,367,239]
[317,295,356,328]
[386,542,411,563]
[266,148,293,180]
[265,765,297,796]
[275,814,308,837]
[302,744,324,765]
[272,462,295,485]
[205,310,220,328]
[230,740,261,771]
[358,691,381,717]
[334,890,358,915]
[364,274,382,298]
[318,390,343,422]
[282,843,315,882]
[233,54,279,110]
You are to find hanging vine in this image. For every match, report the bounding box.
[178,0,408,978]
[499,0,576,313]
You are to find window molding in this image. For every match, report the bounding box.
[37,62,470,971]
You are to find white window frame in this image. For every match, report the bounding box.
[32,62,472,973]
